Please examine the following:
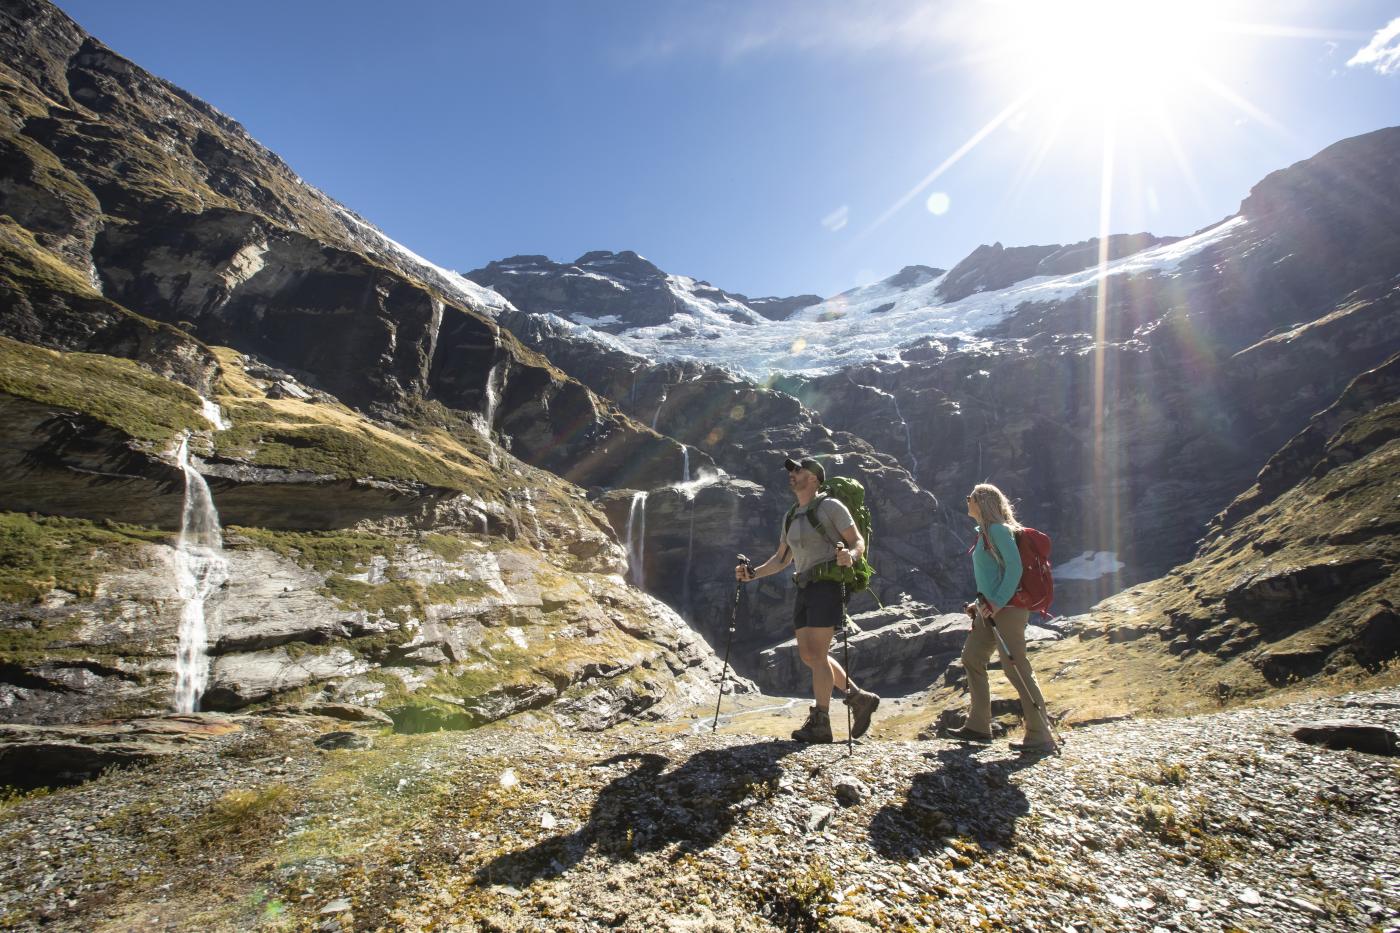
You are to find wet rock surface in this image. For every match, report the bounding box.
[0,689,1396,931]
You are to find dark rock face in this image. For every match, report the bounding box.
[739,293,823,321]
[93,210,447,411]
[936,243,1060,304]
[470,252,823,331]
[934,233,1169,303]
[468,250,678,330]
[1033,233,1174,278]
[1214,350,1400,533]
[884,265,946,289]
[1071,346,1399,682]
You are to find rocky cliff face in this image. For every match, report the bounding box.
[467,251,777,333]
[1067,351,1399,691]
[935,232,1172,303]
[0,0,751,731]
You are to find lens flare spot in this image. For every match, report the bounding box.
[729,405,745,421]
[926,191,951,215]
[705,428,724,446]
[790,337,808,354]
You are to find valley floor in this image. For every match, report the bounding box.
[2,689,1398,932]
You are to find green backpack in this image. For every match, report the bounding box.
[783,475,875,592]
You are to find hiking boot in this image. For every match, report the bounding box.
[943,725,993,744]
[791,706,833,743]
[1011,738,1057,756]
[845,688,881,740]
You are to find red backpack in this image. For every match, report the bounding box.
[973,526,1054,615]
[1008,527,1054,614]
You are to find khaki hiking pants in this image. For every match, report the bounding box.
[961,606,1053,743]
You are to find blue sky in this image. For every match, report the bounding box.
[56,0,1400,299]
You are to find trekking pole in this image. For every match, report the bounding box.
[841,576,853,758]
[712,554,749,733]
[831,543,856,756]
[981,597,1061,754]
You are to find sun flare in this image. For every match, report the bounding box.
[999,0,1230,112]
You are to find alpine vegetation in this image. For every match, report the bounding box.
[0,1,1397,930]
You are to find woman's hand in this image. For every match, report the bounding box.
[734,563,754,582]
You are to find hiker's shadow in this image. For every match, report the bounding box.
[475,740,801,889]
[869,746,1036,862]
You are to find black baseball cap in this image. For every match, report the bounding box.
[783,455,825,483]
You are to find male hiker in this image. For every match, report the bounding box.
[734,456,880,742]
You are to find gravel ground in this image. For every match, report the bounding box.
[1,690,1398,932]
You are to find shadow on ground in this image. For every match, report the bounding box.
[474,740,802,888]
[868,745,1037,861]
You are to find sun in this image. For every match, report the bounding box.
[858,0,1280,239]
[993,0,1235,118]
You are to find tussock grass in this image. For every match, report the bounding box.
[199,784,296,842]
[0,335,207,444]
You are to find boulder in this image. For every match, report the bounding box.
[1291,720,1398,756]
[0,714,241,787]
[314,730,372,751]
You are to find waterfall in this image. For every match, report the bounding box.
[483,360,508,431]
[681,445,690,484]
[891,394,918,476]
[681,497,696,618]
[624,491,648,589]
[651,390,668,430]
[172,435,228,714]
[201,398,231,431]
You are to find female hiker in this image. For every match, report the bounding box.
[947,483,1055,755]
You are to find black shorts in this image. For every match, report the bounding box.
[793,580,848,631]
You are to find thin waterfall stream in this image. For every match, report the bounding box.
[624,491,648,589]
[172,433,229,714]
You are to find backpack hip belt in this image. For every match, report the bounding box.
[793,560,856,589]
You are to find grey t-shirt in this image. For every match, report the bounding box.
[784,497,856,576]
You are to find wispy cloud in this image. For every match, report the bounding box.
[1347,16,1400,75]
[613,0,984,66]
[821,205,849,232]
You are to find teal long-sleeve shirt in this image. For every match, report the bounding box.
[972,523,1022,609]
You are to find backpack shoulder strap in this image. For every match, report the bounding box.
[805,494,844,548]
